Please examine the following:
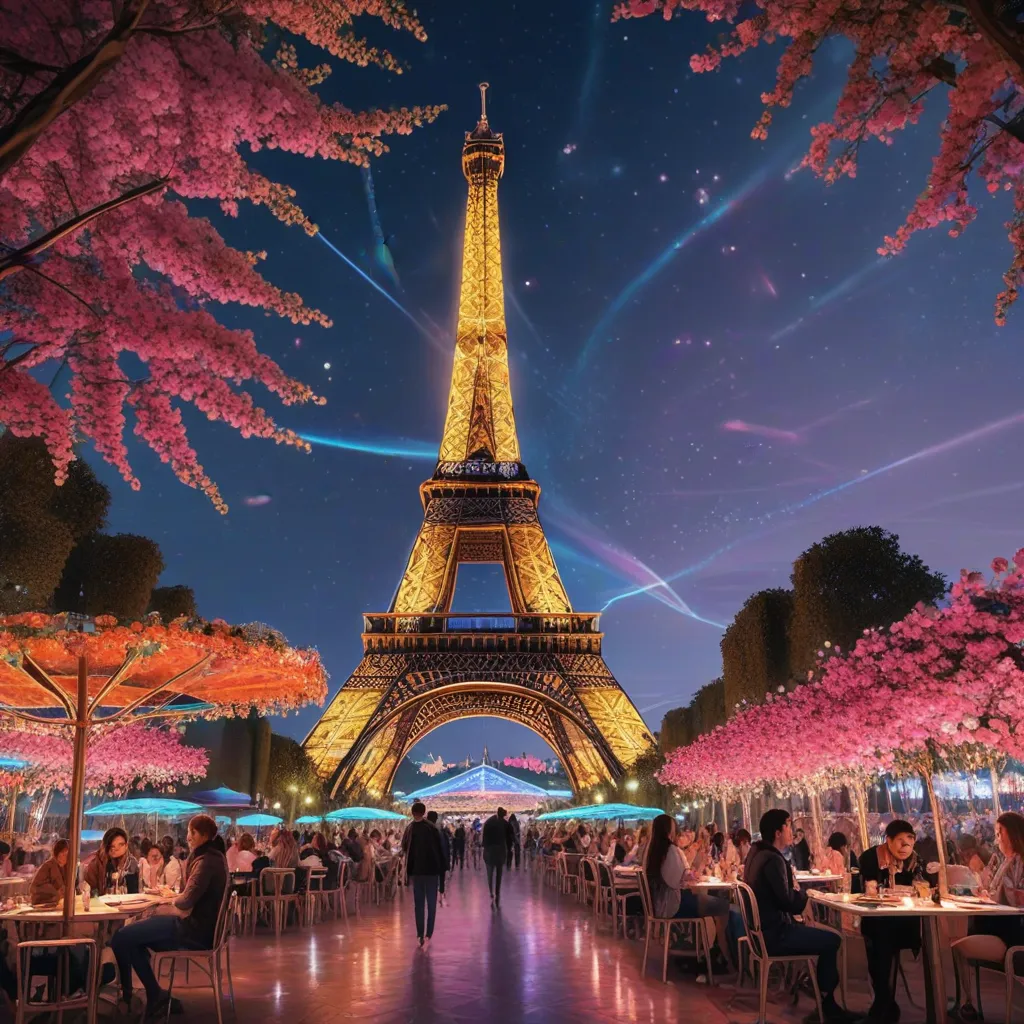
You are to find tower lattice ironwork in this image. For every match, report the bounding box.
[303,85,654,799]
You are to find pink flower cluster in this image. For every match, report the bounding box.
[0,722,208,795]
[504,755,550,774]
[615,0,1024,324]
[658,550,1024,798]
[0,0,444,510]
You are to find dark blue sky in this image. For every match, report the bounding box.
[93,3,1021,766]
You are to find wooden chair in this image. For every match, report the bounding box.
[555,852,579,898]
[636,870,714,984]
[325,858,348,922]
[154,887,236,1024]
[733,880,824,1024]
[303,867,329,925]
[599,861,639,939]
[579,857,599,909]
[256,867,298,936]
[15,937,98,1024]
[953,938,1024,1022]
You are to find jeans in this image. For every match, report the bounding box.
[485,860,504,902]
[411,875,438,940]
[452,844,465,870]
[507,843,520,870]
[110,915,203,1003]
[764,924,841,998]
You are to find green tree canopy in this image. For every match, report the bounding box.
[722,588,794,713]
[0,436,110,612]
[788,526,946,679]
[690,678,726,738]
[54,532,164,620]
[659,706,692,752]
[265,734,323,808]
[149,585,197,621]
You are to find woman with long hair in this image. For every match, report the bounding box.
[952,811,1024,1018]
[82,827,139,895]
[643,813,740,971]
[269,827,299,869]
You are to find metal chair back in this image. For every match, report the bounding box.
[259,867,296,896]
[16,937,98,1024]
[735,880,768,961]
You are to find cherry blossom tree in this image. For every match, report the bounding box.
[616,0,1024,324]
[0,1,444,511]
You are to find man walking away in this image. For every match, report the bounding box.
[452,823,466,871]
[482,807,513,908]
[507,813,522,871]
[426,811,451,907]
[401,802,444,949]
[745,809,859,1023]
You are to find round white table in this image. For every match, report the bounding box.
[807,889,1024,1023]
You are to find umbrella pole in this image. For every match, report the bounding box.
[991,764,1003,818]
[63,655,89,933]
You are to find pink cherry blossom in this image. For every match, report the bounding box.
[0,722,208,795]
[615,0,1024,325]
[0,1,444,511]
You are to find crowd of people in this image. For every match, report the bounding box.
[2,799,1023,1022]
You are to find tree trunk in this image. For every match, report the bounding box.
[991,764,1003,818]
[0,0,150,181]
[0,177,167,283]
[923,769,950,898]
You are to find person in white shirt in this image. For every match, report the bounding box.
[141,845,183,891]
[225,832,257,873]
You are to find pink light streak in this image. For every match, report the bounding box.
[723,420,802,443]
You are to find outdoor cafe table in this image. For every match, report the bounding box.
[0,877,29,894]
[0,892,172,942]
[795,871,843,890]
[807,890,1024,1024]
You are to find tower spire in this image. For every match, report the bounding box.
[478,81,489,130]
[436,85,520,470]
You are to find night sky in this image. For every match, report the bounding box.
[90,3,1021,767]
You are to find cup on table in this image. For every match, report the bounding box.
[865,880,879,897]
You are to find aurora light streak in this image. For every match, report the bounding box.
[301,433,437,460]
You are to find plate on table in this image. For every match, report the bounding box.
[99,894,150,907]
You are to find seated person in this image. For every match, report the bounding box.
[226,832,257,874]
[30,840,69,905]
[110,814,227,1020]
[745,809,855,1023]
[724,829,751,875]
[789,827,812,871]
[141,844,183,891]
[645,814,743,972]
[820,832,851,878]
[858,819,923,1022]
[82,827,139,895]
[952,811,1024,1020]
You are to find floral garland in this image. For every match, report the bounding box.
[0,722,208,795]
[659,548,1024,798]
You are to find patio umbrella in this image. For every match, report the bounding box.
[236,813,283,827]
[0,613,326,929]
[192,786,252,807]
[536,802,665,822]
[324,807,406,822]
[83,798,202,817]
[294,815,323,825]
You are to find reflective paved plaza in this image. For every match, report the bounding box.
[175,866,1012,1024]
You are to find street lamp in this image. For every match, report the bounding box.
[272,802,281,811]
[304,795,313,806]
[625,779,639,793]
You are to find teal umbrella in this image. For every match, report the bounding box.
[235,813,282,827]
[84,798,202,817]
[294,815,323,825]
[536,802,664,822]
[324,807,405,822]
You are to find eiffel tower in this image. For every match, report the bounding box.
[303,85,654,799]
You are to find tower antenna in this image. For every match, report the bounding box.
[478,82,489,126]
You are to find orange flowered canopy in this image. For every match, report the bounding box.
[0,613,327,717]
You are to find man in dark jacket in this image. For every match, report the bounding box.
[111,814,227,1021]
[452,823,466,871]
[482,807,514,907]
[507,813,522,870]
[745,809,857,1023]
[426,810,451,908]
[402,802,444,947]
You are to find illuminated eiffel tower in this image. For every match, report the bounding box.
[303,85,654,799]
